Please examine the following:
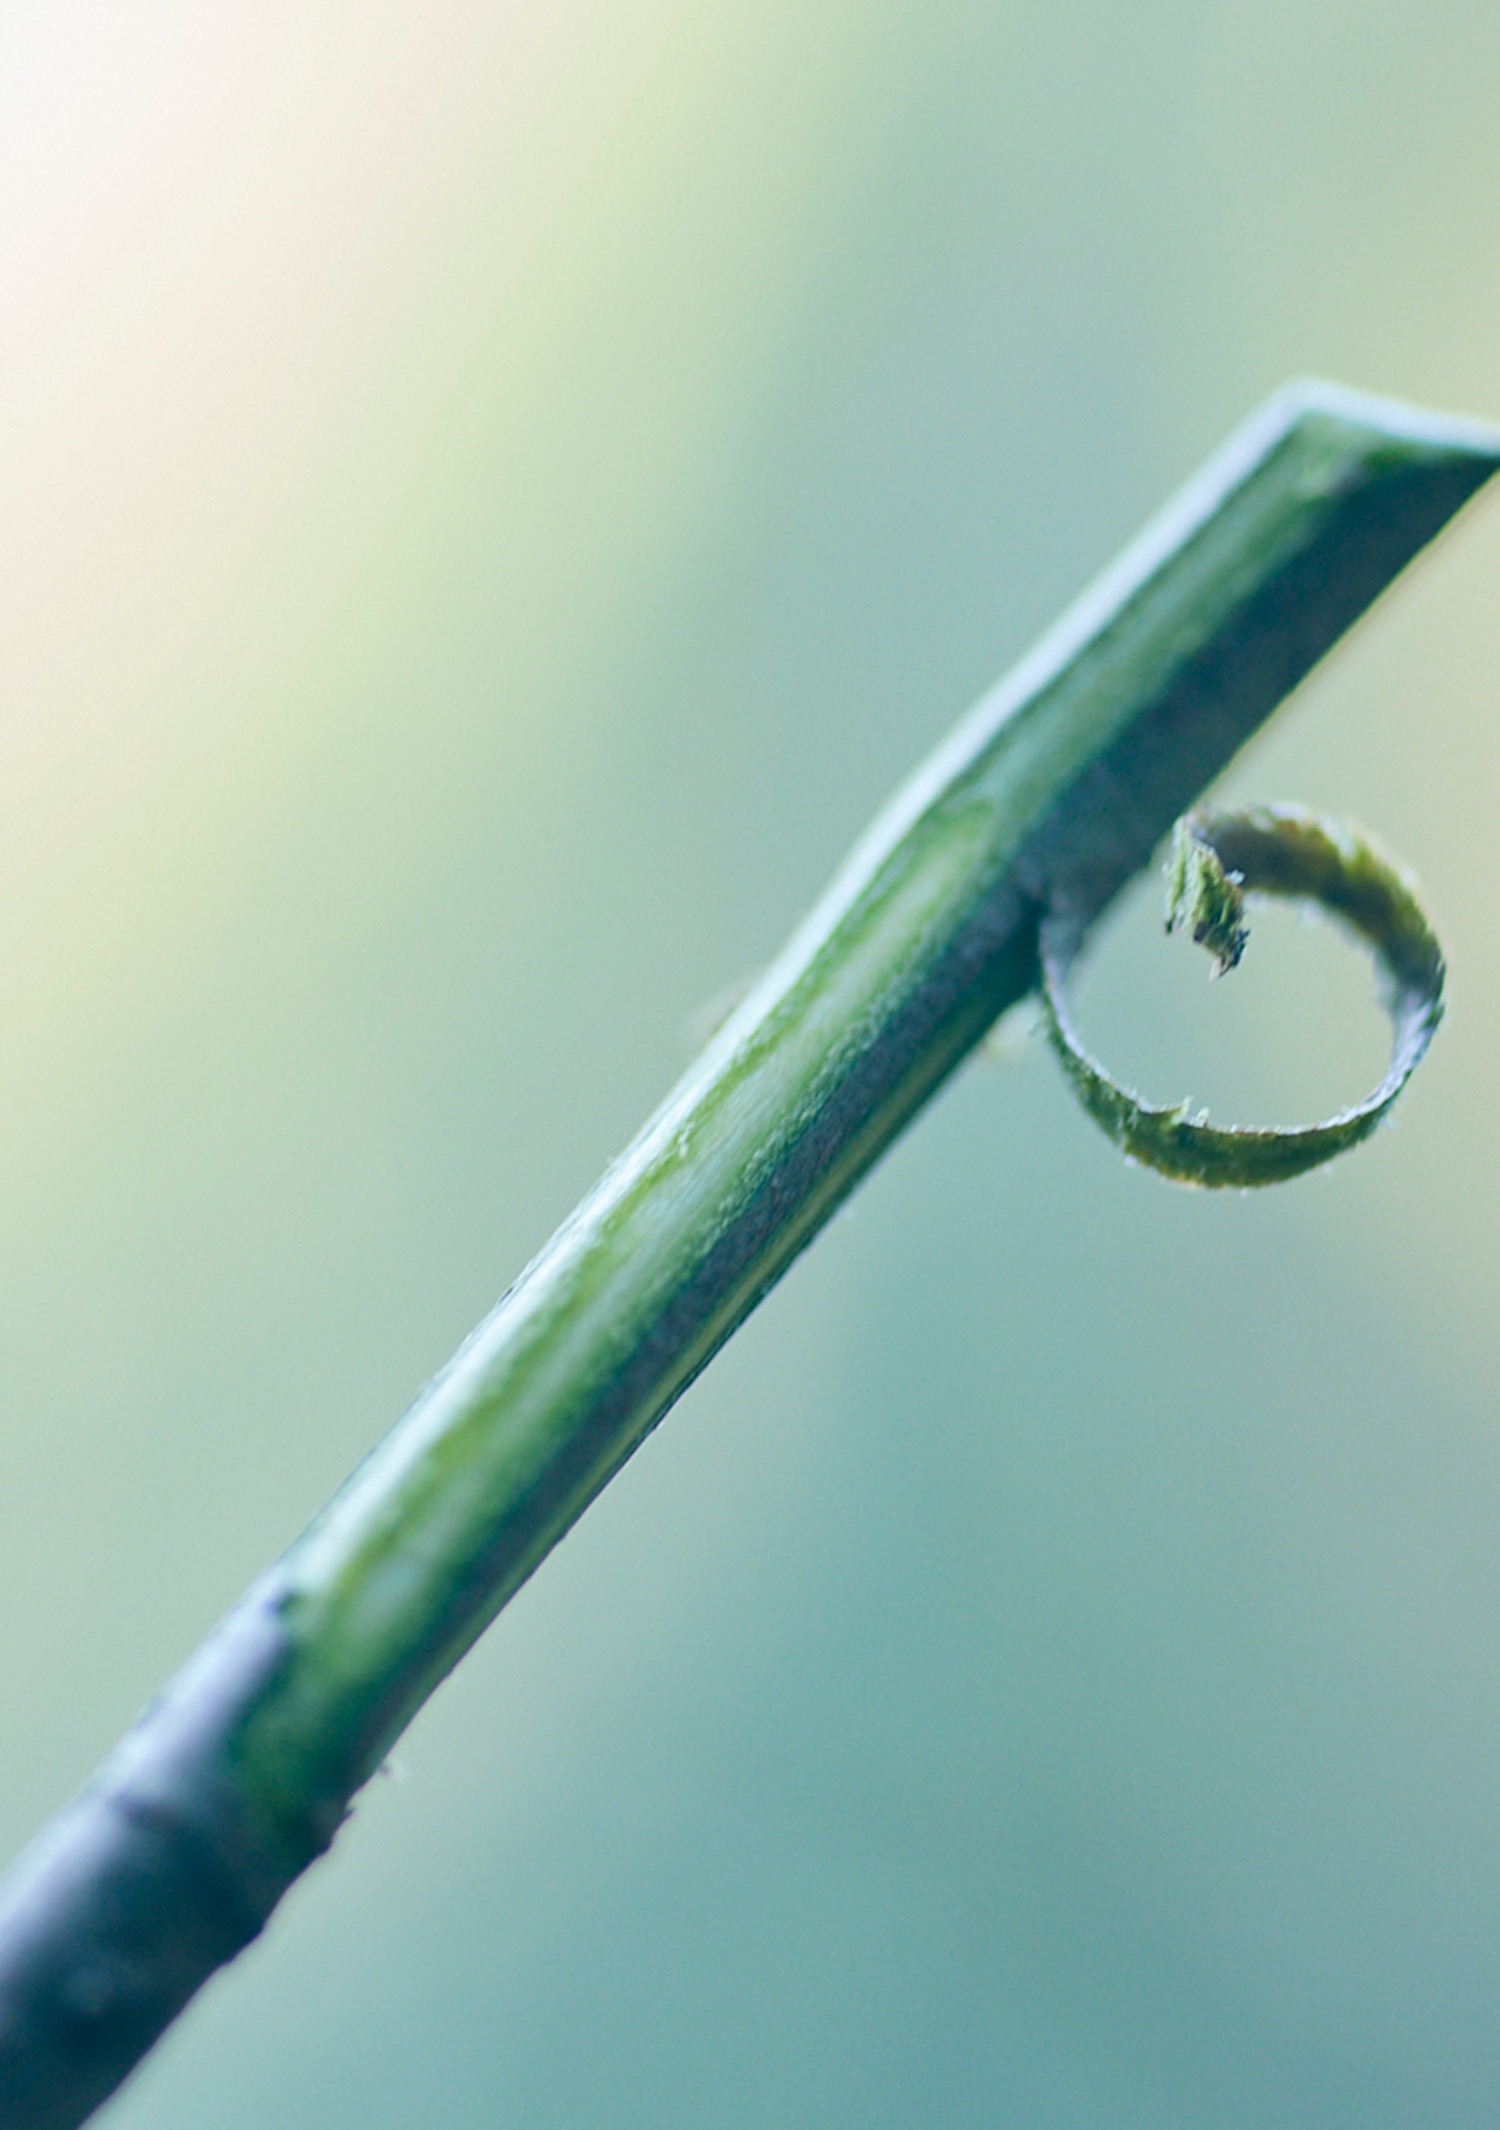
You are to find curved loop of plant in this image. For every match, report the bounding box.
[1040,804,1446,1188]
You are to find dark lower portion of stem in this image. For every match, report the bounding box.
[0,1585,335,2130]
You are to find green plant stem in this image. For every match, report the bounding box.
[0,381,1495,2130]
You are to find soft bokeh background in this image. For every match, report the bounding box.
[2,4,1499,2124]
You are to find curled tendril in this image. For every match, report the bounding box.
[1040,804,1446,1188]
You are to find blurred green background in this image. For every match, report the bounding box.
[2,3,1499,2124]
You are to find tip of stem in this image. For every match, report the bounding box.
[1271,376,1500,470]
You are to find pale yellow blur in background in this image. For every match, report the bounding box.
[2,5,1500,2125]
